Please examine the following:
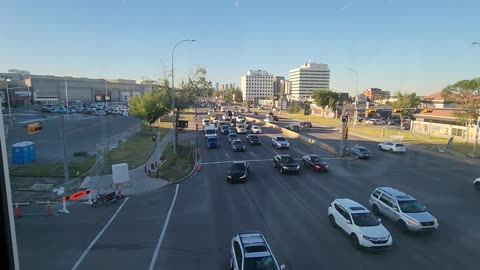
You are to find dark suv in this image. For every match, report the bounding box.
[299,122,312,129]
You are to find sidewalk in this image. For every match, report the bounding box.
[85,128,174,196]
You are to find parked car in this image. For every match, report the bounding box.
[372,119,386,125]
[369,187,439,232]
[328,198,392,250]
[302,154,328,172]
[228,133,239,143]
[251,125,262,134]
[378,142,406,153]
[222,115,231,121]
[273,154,300,174]
[231,139,246,152]
[271,136,290,149]
[345,145,372,159]
[226,161,249,183]
[206,137,220,149]
[246,134,262,145]
[230,232,285,270]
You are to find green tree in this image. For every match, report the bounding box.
[441,78,480,126]
[173,67,213,145]
[129,91,170,127]
[221,88,243,103]
[312,89,339,117]
[391,91,421,128]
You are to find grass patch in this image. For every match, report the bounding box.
[9,125,169,177]
[254,109,342,126]
[155,142,194,181]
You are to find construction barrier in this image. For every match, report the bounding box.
[59,189,94,214]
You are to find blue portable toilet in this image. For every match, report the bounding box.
[25,141,36,162]
[12,142,29,165]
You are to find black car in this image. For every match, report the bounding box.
[246,134,262,145]
[299,122,313,129]
[226,161,249,183]
[231,139,246,152]
[253,111,258,115]
[287,124,301,132]
[245,121,253,129]
[272,115,279,121]
[345,145,372,159]
[273,154,300,174]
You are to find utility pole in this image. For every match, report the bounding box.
[59,115,70,196]
[65,77,69,116]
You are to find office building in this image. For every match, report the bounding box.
[240,70,274,102]
[215,82,219,90]
[363,88,389,101]
[289,62,330,100]
[273,76,285,100]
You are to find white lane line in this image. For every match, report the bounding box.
[250,152,256,157]
[273,151,279,156]
[226,153,230,159]
[71,197,130,270]
[202,159,271,165]
[149,184,180,270]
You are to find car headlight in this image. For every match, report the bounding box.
[240,174,246,179]
[407,219,420,226]
[361,235,375,241]
[282,166,288,169]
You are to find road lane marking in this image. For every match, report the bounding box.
[226,153,230,159]
[273,151,279,155]
[201,159,271,165]
[71,197,130,270]
[149,184,180,270]
[250,152,256,157]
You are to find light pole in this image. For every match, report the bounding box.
[171,39,196,154]
[472,42,480,158]
[347,68,359,130]
[1,76,13,127]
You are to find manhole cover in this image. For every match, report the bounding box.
[30,184,54,191]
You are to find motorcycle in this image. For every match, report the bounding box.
[91,191,122,207]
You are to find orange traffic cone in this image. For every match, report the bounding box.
[195,161,201,172]
[15,202,20,218]
[47,200,52,216]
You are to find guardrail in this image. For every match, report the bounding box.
[245,116,339,155]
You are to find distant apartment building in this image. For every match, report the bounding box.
[289,62,330,100]
[240,70,274,102]
[363,88,390,101]
[273,76,285,100]
[215,82,219,90]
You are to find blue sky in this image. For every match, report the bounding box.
[1,0,480,95]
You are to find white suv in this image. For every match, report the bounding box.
[369,187,438,232]
[328,198,392,250]
[230,232,285,270]
[251,126,262,134]
[378,142,406,153]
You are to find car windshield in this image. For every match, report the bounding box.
[207,138,217,142]
[310,156,321,162]
[230,163,245,171]
[358,148,369,152]
[276,137,286,141]
[249,135,258,140]
[351,213,380,227]
[280,156,294,163]
[244,256,277,270]
[395,144,405,147]
[398,200,426,213]
[233,141,243,145]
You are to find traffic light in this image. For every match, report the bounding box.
[368,109,377,113]
[393,109,403,113]
[27,122,42,134]
[344,127,349,139]
[304,103,311,115]
[342,115,349,123]
[423,108,433,113]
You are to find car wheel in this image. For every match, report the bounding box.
[389,148,393,153]
[351,234,361,250]
[372,204,381,216]
[301,161,305,166]
[475,182,480,191]
[273,161,276,168]
[329,215,337,228]
[280,168,284,174]
[378,145,382,150]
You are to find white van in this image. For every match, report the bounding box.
[204,124,217,138]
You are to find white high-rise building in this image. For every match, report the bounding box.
[241,70,274,102]
[289,62,330,100]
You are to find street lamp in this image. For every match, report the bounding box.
[1,75,13,127]
[347,68,359,130]
[171,39,196,154]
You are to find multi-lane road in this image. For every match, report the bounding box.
[15,106,480,270]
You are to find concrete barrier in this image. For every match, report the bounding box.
[245,116,339,156]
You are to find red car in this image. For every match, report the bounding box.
[302,154,328,172]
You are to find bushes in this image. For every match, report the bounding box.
[287,105,301,114]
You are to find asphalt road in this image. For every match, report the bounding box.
[5,112,140,162]
[14,106,480,270]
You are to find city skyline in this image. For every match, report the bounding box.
[1,1,480,96]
